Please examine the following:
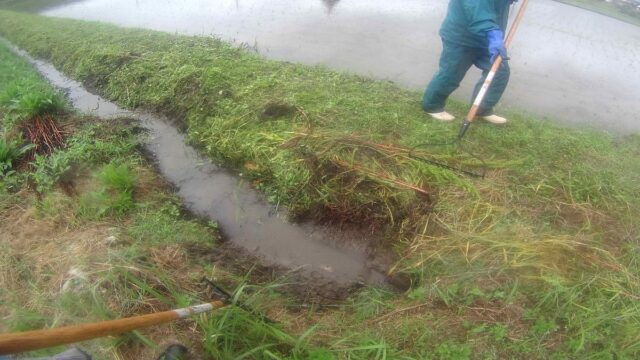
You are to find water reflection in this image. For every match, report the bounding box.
[322,0,341,14]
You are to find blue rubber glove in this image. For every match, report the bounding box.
[486,29,508,63]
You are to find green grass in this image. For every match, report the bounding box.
[0,138,32,176]
[554,0,640,27]
[2,87,66,117]
[0,39,42,94]
[28,121,138,193]
[78,162,137,218]
[1,11,637,227]
[0,42,66,123]
[0,10,639,359]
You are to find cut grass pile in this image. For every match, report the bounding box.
[0,10,639,359]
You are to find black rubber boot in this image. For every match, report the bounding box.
[156,344,189,360]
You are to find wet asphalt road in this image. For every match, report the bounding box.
[43,0,640,133]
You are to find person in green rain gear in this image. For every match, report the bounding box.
[423,0,514,124]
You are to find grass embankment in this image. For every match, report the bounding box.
[554,0,640,27]
[1,10,639,359]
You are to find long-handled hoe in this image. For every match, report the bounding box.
[0,279,255,355]
[411,0,530,178]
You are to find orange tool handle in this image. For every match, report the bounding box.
[459,0,530,138]
[0,300,226,355]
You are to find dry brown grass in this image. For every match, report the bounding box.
[0,196,105,294]
[0,184,208,359]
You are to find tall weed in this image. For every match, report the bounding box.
[79,162,137,218]
[0,80,65,118]
[0,137,33,177]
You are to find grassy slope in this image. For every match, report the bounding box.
[554,0,640,27]
[0,11,639,359]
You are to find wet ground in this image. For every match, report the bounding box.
[9,46,390,291]
[41,0,640,133]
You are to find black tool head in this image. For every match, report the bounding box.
[201,277,232,304]
[200,278,276,324]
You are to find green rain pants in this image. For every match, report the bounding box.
[422,40,510,116]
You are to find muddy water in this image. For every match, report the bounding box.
[42,0,640,133]
[11,47,388,287]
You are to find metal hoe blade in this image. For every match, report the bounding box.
[409,137,487,178]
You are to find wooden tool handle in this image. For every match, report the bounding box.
[465,0,530,123]
[0,301,225,355]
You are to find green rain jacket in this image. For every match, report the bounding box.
[439,0,512,48]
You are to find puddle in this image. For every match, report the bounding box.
[39,0,640,133]
[10,46,390,288]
